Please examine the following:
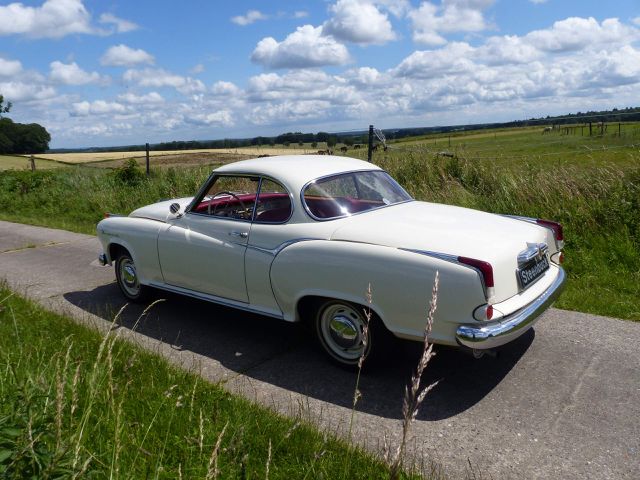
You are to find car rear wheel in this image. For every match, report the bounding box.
[115,251,148,302]
[314,300,374,368]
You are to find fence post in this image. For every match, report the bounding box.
[619,123,621,137]
[589,122,592,136]
[145,143,150,176]
[367,125,373,163]
[30,154,35,172]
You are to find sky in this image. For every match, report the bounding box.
[0,0,638,148]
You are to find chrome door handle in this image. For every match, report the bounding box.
[229,231,248,238]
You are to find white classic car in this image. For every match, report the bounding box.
[97,155,566,366]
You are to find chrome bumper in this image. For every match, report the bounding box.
[456,267,566,349]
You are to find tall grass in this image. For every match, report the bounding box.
[0,153,638,319]
[0,287,421,479]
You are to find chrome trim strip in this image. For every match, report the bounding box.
[456,267,566,349]
[147,282,284,319]
[300,169,413,222]
[247,237,323,256]
[399,248,458,263]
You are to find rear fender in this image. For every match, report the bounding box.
[270,240,485,344]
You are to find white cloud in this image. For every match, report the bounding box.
[72,100,127,116]
[393,42,477,78]
[581,45,640,87]
[251,25,351,69]
[246,70,361,109]
[49,61,103,85]
[117,92,164,104]
[0,81,55,101]
[347,66,383,86]
[249,100,334,125]
[211,81,241,96]
[67,122,132,136]
[231,10,268,26]
[294,11,309,19]
[634,17,640,27]
[190,63,205,74]
[101,44,154,67]
[99,13,138,33]
[375,0,411,17]
[479,35,541,64]
[0,1,138,38]
[186,111,234,127]
[408,0,495,45]
[529,0,549,4]
[525,17,638,52]
[323,0,396,45]
[0,57,23,76]
[123,68,206,94]
[0,0,93,38]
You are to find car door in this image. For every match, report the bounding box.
[157,175,259,302]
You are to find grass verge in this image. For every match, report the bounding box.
[0,287,418,479]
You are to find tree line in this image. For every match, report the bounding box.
[0,95,51,154]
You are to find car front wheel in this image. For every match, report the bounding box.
[115,251,148,302]
[314,300,373,368]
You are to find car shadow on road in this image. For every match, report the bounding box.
[64,284,533,421]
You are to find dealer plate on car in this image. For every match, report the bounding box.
[517,254,550,290]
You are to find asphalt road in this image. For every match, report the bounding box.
[1,219,638,479]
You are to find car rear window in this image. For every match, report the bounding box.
[302,170,412,220]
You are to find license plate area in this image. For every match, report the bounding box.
[517,254,550,290]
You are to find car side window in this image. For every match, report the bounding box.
[191,175,259,220]
[254,178,292,223]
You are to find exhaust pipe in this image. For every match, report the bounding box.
[469,348,497,359]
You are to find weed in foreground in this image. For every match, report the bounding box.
[387,271,440,479]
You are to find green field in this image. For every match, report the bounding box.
[351,123,640,170]
[0,287,423,479]
[0,124,639,320]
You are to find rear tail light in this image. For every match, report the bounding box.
[536,219,564,248]
[458,256,495,300]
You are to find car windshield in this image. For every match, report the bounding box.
[302,170,412,220]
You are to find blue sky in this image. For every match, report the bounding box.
[1,0,639,148]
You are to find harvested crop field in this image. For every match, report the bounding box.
[88,151,255,169]
[35,147,314,165]
[0,155,68,171]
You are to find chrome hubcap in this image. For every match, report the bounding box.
[329,314,360,349]
[119,258,140,296]
[123,264,137,286]
[320,303,367,361]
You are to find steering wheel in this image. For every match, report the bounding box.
[207,191,248,217]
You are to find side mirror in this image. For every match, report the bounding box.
[169,203,181,215]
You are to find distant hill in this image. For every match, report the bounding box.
[49,106,640,153]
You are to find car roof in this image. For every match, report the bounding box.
[214,155,383,191]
